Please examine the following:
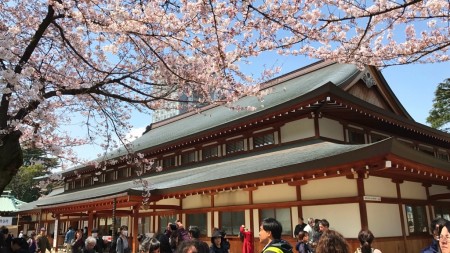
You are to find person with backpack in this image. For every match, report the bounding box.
[259,218,293,253]
[36,228,51,253]
[27,232,37,253]
[116,226,130,253]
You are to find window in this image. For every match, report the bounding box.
[187,213,207,236]
[163,156,176,168]
[260,208,292,235]
[74,179,82,189]
[226,139,245,154]
[182,151,196,164]
[221,211,245,236]
[405,205,428,234]
[348,129,365,144]
[418,145,435,157]
[370,133,388,143]
[106,170,116,181]
[138,217,151,235]
[119,167,129,178]
[159,216,176,234]
[83,177,92,187]
[435,206,450,221]
[202,146,218,160]
[437,151,449,162]
[253,133,275,148]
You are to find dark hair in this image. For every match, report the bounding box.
[169,224,178,231]
[176,240,197,253]
[315,230,350,253]
[120,226,128,231]
[431,218,448,237]
[12,237,28,250]
[188,226,200,239]
[319,219,329,228]
[357,229,374,253]
[298,231,308,241]
[261,218,282,240]
[1,226,8,235]
[439,221,450,237]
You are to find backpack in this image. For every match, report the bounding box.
[109,237,122,253]
[28,239,37,253]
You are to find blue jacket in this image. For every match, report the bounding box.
[421,239,439,253]
[65,229,75,244]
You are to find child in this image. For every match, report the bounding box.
[295,231,311,253]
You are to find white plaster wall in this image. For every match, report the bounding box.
[156,198,180,205]
[429,184,450,195]
[253,184,296,203]
[208,212,214,237]
[303,203,360,238]
[245,210,251,229]
[318,118,344,141]
[280,118,315,143]
[367,203,402,237]
[253,209,259,237]
[215,190,249,206]
[364,176,397,198]
[301,177,357,200]
[182,195,211,209]
[291,206,299,237]
[400,181,427,200]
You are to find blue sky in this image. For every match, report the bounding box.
[71,56,450,162]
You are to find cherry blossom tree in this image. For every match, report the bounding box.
[1,0,449,195]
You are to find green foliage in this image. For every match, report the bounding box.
[427,78,450,133]
[5,148,59,202]
[5,164,49,202]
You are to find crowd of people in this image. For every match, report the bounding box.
[2,216,449,253]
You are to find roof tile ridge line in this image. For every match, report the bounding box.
[260,60,333,90]
[150,103,220,129]
[151,60,332,129]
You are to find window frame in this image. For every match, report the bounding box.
[202,145,219,160]
[405,204,428,235]
[347,127,366,144]
[253,132,275,149]
[220,211,245,236]
[226,139,245,155]
[187,213,207,237]
[259,207,292,236]
[181,151,196,165]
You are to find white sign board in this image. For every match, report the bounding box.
[363,195,381,202]
[0,217,13,226]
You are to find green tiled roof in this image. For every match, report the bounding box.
[105,63,360,160]
[0,192,26,212]
[21,138,395,210]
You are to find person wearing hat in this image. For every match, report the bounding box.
[36,228,51,253]
[209,231,227,253]
[91,229,104,253]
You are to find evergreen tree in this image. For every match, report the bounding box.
[427,79,450,133]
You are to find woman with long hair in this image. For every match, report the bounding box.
[315,230,349,253]
[355,229,381,253]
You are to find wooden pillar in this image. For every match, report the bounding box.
[356,171,368,229]
[210,193,215,234]
[88,211,94,235]
[132,205,139,253]
[393,179,407,252]
[53,214,60,252]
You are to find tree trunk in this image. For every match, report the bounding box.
[0,130,23,196]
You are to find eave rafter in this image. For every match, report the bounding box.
[370,156,450,185]
[160,157,391,199]
[45,196,140,214]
